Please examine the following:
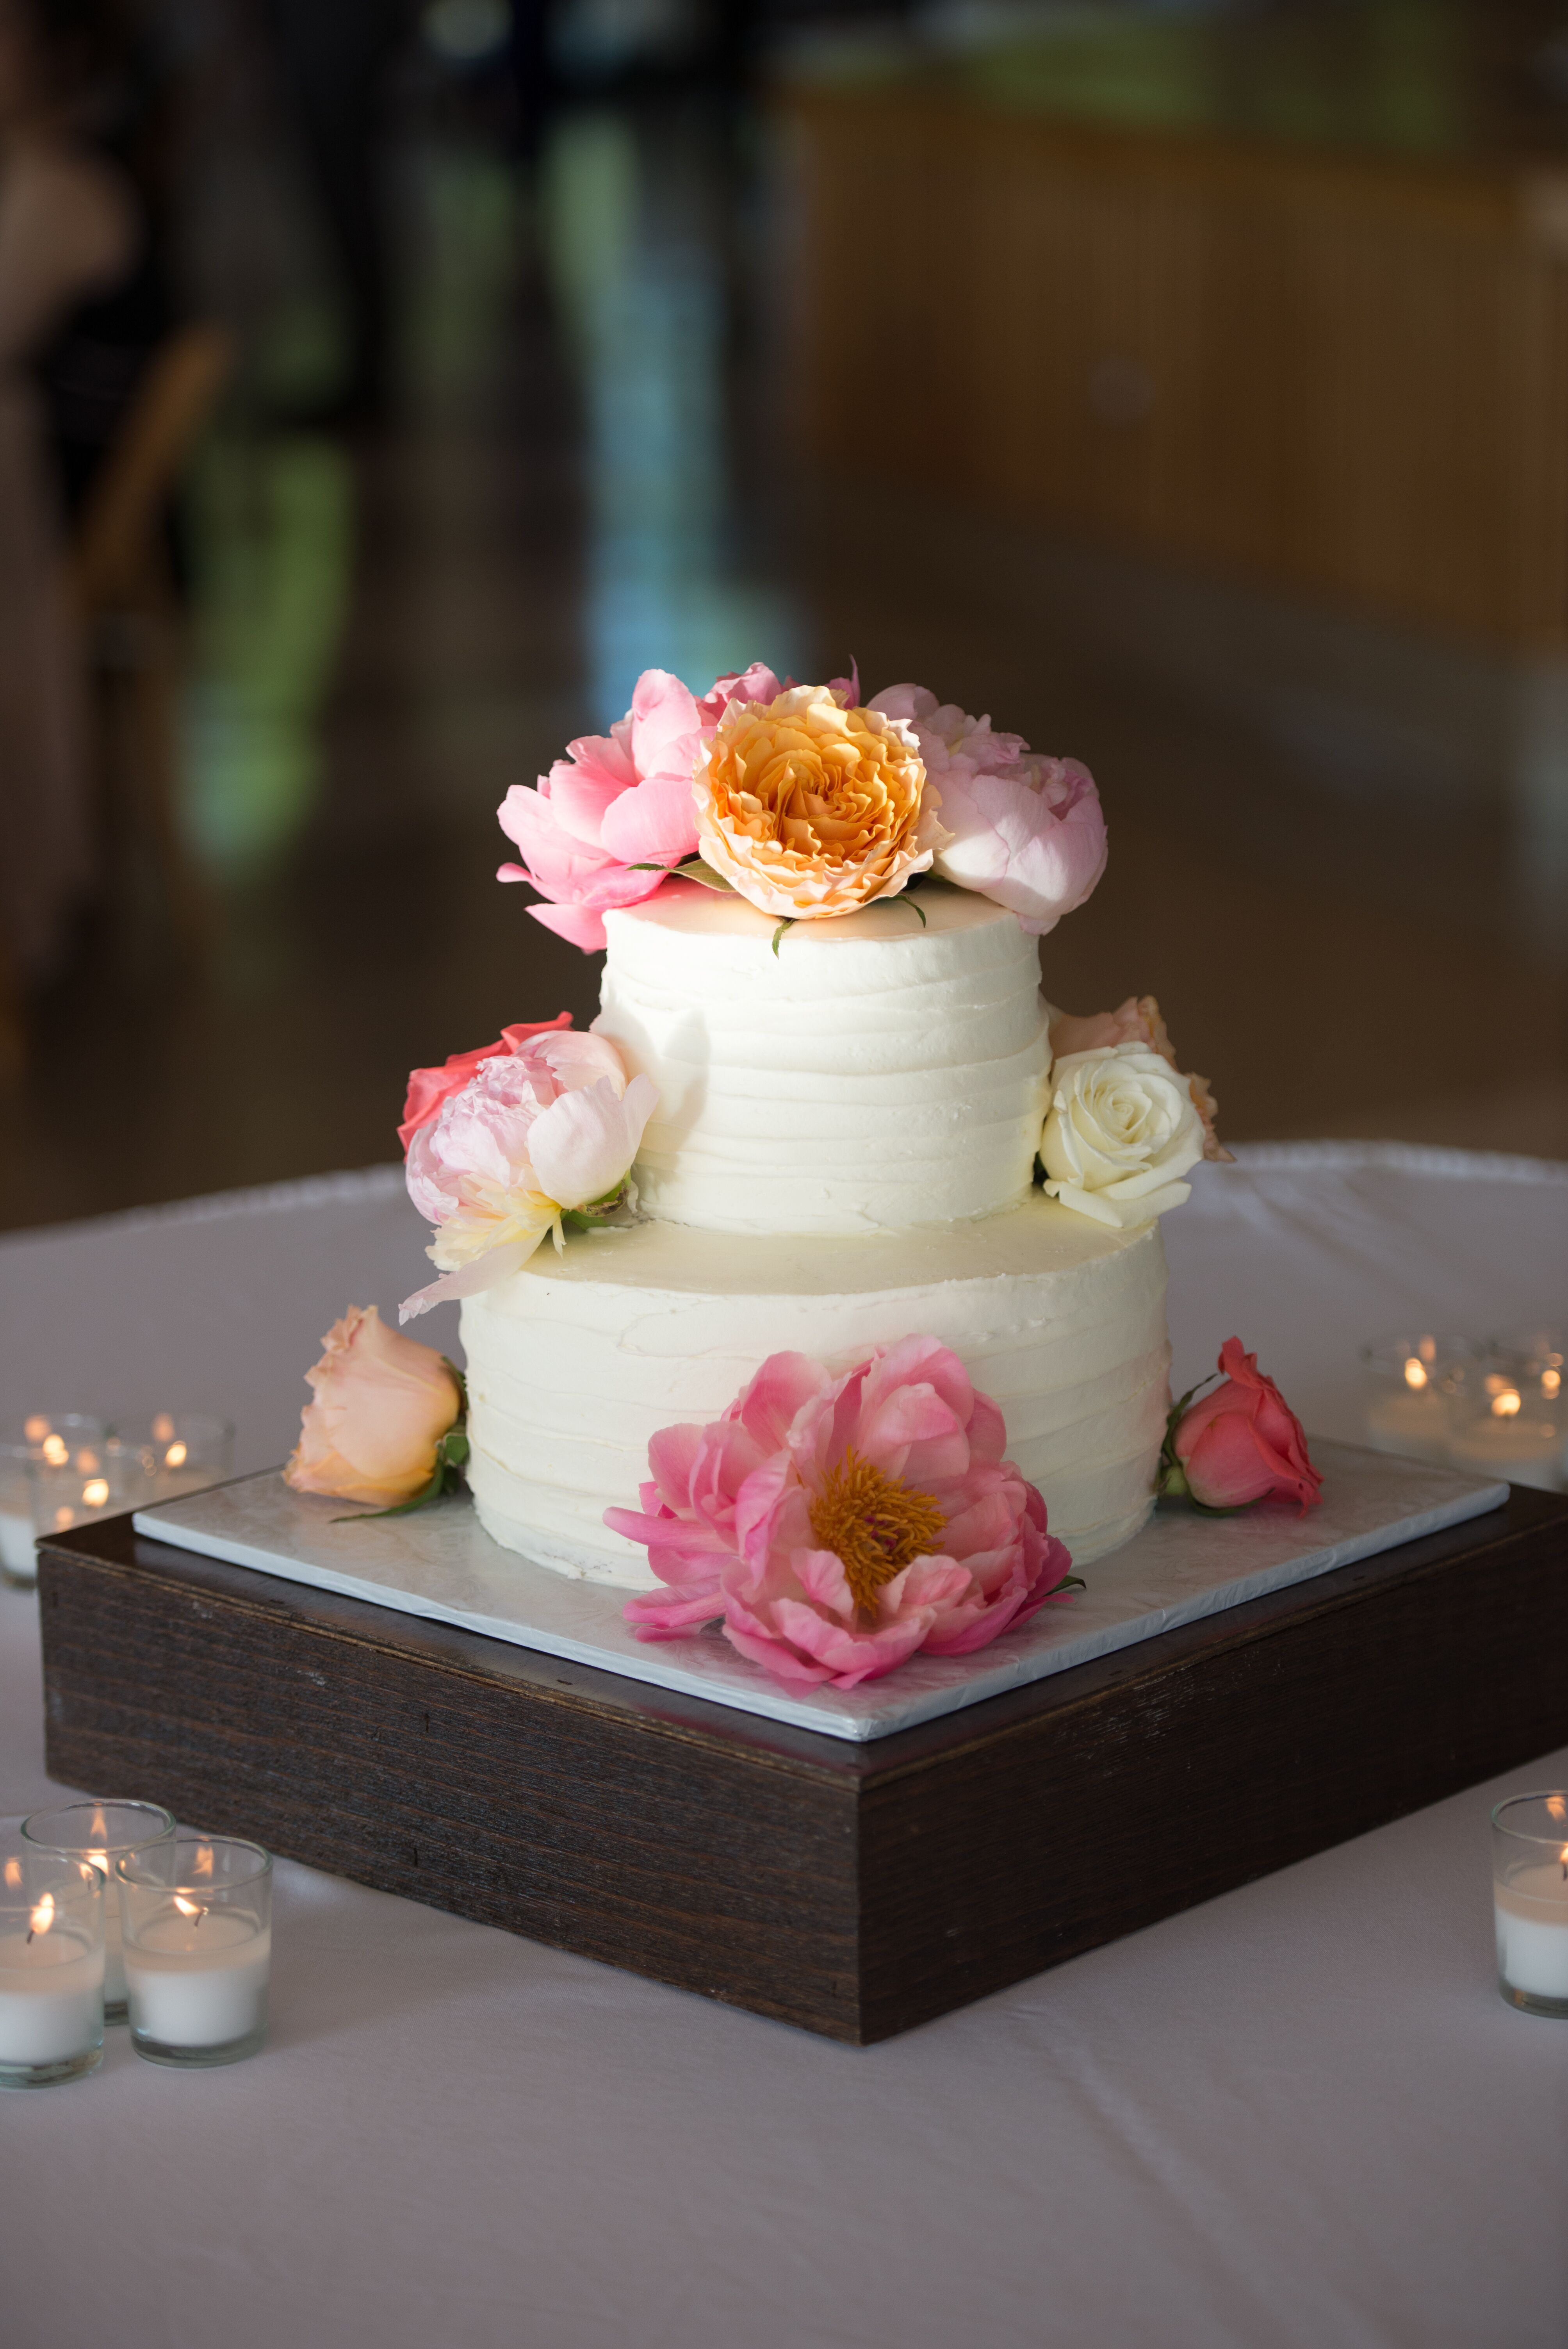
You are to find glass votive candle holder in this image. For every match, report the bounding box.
[1493,1792,1568,2016]
[1360,1334,1477,1464]
[23,1800,176,2024]
[1446,1358,1563,1492]
[0,1829,105,2088]
[0,1413,109,1588]
[28,1436,157,1547]
[112,1412,235,1501]
[117,1835,272,2068]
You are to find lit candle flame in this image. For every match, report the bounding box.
[1491,1390,1522,1419]
[1403,1357,1428,1391]
[164,1440,188,1469]
[41,1434,68,1467]
[27,1892,54,1942]
[23,1414,50,1443]
[173,1893,207,1930]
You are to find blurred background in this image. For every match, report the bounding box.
[4,0,1568,1234]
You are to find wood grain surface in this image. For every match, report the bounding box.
[36,1486,1568,2041]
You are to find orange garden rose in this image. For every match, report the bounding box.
[693,685,950,919]
[285,1306,463,1508]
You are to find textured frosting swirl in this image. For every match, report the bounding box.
[461,1200,1170,1586]
[592,880,1050,1234]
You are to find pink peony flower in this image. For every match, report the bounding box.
[398,1014,573,1153]
[611,1337,1077,1691]
[1166,1338,1322,1513]
[497,664,787,953]
[399,1028,656,1320]
[1049,995,1232,1164]
[285,1306,461,1508]
[868,684,1107,936]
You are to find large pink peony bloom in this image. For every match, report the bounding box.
[400,1028,656,1320]
[611,1337,1076,1691]
[497,664,785,953]
[869,684,1107,936]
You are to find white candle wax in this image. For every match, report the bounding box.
[125,1912,269,2048]
[0,1927,104,2064]
[1495,1864,1568,2000]
[0,1505,35,1576]
[82,1858,128,2005]
[1448,1417,1562,1492]
[1364,1393,1450,1464]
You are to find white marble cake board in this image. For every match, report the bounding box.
[132,1442,1508,1744]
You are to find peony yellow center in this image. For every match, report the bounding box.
[807,1448,947,1618]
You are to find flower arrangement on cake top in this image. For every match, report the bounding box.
[609,1338,1081,1691]
[496,662,1108,946]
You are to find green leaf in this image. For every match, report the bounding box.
[441,1429,470,1469]
[626,857,736,894]
[771,917,794,957]
[903,896,927,928]
[332,1464,447,1524]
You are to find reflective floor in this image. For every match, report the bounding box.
[4,88,1565,1233]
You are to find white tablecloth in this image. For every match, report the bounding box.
[4,1144,1567,2349]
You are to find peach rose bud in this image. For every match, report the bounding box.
[285,1305,462,1508]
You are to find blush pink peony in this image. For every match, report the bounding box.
[285,1305,461,1508]
[399,1027,656,1320]
[497,664,786,953]
[868,684,1107,936]
[611,1337,1077,1690]
[398,1013,573,1153]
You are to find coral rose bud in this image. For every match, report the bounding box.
[285,1305,461,1508]
[1172,1338,1322,1513]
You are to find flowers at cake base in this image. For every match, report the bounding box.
[693,685,950,921]
[869,685,1107,935]
[1156,1338,1322,1514]
[608,1337,1080,1691]
[1039,1041,1206,1230]
[398,1024,657,1320]
[496,664,784,952]
[285,1306,467,1512]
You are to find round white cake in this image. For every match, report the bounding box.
[460,880,1171,1584]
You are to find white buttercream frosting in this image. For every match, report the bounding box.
[591,880,1050,1234]
[462,1197,1170,1584]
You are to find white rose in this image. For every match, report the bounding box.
[1040,1044,1204,1230]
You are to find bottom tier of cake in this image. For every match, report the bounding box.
[460,1196,1171,1586]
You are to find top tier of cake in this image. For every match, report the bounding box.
[592,880,1051,1235]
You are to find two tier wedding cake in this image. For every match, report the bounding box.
[389,663,1224,1614]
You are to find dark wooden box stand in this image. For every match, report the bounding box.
[37,1487,1568,2044]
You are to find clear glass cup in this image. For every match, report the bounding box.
[28,1436,159,1548]
[23,1801,177,2024]
[112,1412,235,1501]
[117,1835,272,2068]
[0,1413,109,1589]
[1360,1334,1477,1465]
[1447,1358,1564,1492]
[0,1828,105,2088]
[1493,1792,1568,2017]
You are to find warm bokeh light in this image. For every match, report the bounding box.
[1402,1357,1427,1390]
